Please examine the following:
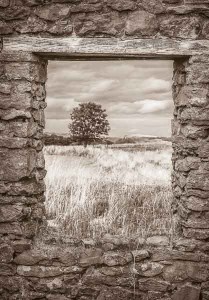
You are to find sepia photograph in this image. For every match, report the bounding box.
[0,1,208,299]
[44,60,174,240]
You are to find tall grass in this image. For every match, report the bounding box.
[44,144,175,239]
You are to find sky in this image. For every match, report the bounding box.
[45,60,173,137]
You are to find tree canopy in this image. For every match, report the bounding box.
[69,102,110,147]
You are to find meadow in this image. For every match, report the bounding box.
[44,139,175,240]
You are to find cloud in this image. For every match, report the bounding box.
[109,100,171,116]
[139,100,170,114]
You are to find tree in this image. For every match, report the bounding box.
[68,102,110,147]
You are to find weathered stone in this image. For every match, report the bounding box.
[183,227,209,240]
[69,1,103,13]
[163,261,209,282]
[180,124,209,139]
[0,244,14,263]
[46,294,69,300]
[0,149,37,181]
[16,16,48,34]
[186,63,209,84]
[35,4,70,21]
[101,234,129,248]
[175,157,200,172]
[202,20,209,39]
[47,20,73,35]
[103,251,132,266]
[14,249,47,265]
[198,143,209,158]
[107,0,137,11]
[160,15,201,39]
[175,85,209,107]
[146,236,169,246]
[0,137,28,148]
[5,62,32,80]
[172,284,201,300]
[0,263,16,275]
[0,82,11,94]
[0,0,9,7]
[0,6,30,21]
[138,0,165,14]
[97,286,144,300]
[0,276,21,292]
[183,196,209,211]
[135,262,164,277]
[7,179,45,196]
[74,12,125,36]
[0,108,31,120]
[79,248,103,267]
[138,278,170,292]
[152,249,204,262]
[83,266,133,287]
[12,239,32,252]
[125,10,158,36]
[179,107,209,124]
[132,250,149,262]
[0,205,23,222]
[0,20,13,34]
[0,222,22,235]
[187,170,209,191]
[17,265,64,277]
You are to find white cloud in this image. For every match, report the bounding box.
[139,100,170,114]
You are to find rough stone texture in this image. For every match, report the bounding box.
[0,1,209,299]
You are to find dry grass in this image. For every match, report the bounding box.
[44,143,175,239]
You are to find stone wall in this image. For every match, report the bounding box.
[1,0,209,299]
[1,0,209,39]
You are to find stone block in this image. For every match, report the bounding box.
[172,284,201,300]
[0,222,22,235]
[35,4,70,21]
[7,179,45,196]
[79,248,103,267]
[183,227,209,240]
[0,244,14,263]
[183,196,209,211]
[138,0,164,14]
[163,261,209,282]
[12,239,32,253]
[146,236,169,246]
[174,85,209,107]
[107,0,137,11]
[125,10,158,36]
[186,63,209,84]
[159,15,201,39]
[103,251,132,266]
[135,262,164,277]
[0,149,37,181]
[0,108,31,120]
[138,278,170,292]
[0,263,16,275]
[132,250,150,262]
[0,205,24,222]
[17,265,64,277]
[14,249,48,265]
[187,170,209,191]
[74,12,125,36]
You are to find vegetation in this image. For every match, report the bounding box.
[44,141,175,240]
[69,102,110,147]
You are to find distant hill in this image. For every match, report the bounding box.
[43,132,171,146]
[43,133,73,146]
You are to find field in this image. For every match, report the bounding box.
[44,139,175,240]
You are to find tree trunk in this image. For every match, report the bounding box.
[83,140,88,148]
